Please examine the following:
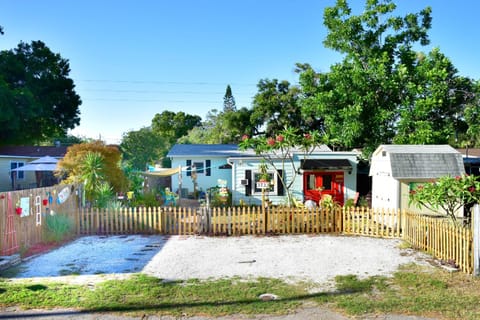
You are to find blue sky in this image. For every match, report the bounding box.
[1,1,479,144]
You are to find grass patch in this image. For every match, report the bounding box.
[312,264,480,320]
[1,265,480,319]
[0,276,308,317]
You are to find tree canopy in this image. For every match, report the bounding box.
[57,141,127,193]
[0,40,81,145]
[120,127,165,170]
[295,0,477,154]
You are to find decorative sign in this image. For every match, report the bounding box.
[256,181,271,189]
[57,187,71,204]
[20,197,30,218]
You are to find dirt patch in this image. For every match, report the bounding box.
[22,240,70,258]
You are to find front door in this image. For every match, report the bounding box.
[303,171,344,205]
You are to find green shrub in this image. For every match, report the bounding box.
[131,191,161,207]
[44,214,74,243]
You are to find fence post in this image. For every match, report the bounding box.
[474,204,480,277]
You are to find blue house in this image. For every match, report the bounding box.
[167,144,248,198]
[167,144,359,205]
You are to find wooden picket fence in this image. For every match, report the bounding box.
[75,206,342,236]
[403,212,473,274]
[0,192,476,274]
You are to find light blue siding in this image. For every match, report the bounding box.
[170,157,232,196]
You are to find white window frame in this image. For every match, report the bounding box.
[192,161,205,175]
[252,171,278,195]
[10,161,25,180]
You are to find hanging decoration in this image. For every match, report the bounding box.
[19,197,30,218]
[57,186,71,204]
[35,195,42,226]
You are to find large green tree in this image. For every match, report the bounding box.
[0,40,81,145]
[394,49,474,145]
[151,111,201,145]
[120,127,165,170]
[299,0,432,153]
[297,0,478,154]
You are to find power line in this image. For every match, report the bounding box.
[78,79,258,87]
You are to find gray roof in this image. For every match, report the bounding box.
[373,145,465,179]
[167,144,248,158]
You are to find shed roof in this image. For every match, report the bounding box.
[371,145,465,179]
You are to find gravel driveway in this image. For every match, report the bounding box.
[142,234,431,292]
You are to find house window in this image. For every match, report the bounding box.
[187,159,211,176]
[10,162,25,180]
[192,162,204,174]
[322,175,332,190]
[253,172,277,195]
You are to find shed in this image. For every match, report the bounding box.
[369,145,465,212]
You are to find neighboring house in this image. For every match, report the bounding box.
[167,144,248,198]
[369,145,465,213]
[456,148,480,176]
[167,144,359,206]
[0,146,67,191]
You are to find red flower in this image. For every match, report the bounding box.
[15,207,22,215]
[469,186,476,193]
[409,190,416,195]
[304,133,311,139]
[241,134,249,141]
[276,135,284,142]
[267,137,276,146]
[455,176,461,180]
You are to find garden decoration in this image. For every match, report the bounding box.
[57,186,71,204]
[3,192,19,255]
[35,195,42,226]
[19,197,30,218]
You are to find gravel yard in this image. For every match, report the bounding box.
[4,234,431,291]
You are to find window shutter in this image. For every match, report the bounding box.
[277,170,284,196]
[206,160,211,176]
[245,170,252,196]
[186,160,191,176]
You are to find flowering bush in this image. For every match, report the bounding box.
[409,174,480,224]
[238,126,325,206]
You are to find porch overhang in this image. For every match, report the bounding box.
[301,159,352,171]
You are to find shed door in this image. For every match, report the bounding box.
[304,171,344,205]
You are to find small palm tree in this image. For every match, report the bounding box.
[81,152,106,202]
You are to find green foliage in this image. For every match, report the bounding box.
[409,174,480,223]
[240,127,326,206]
[251,79,321,137]
[120,127,165,170]
[122,164,144,198]
[294,0,476,155]
[80,152,106,201]
[208,186,232,207]
[223,84,236,112]
[0,40,81,145]
[151,110,201,145]
[44,214,74,243]
[95,182,114,209]
[58,141,128,194]
[131,191,161,207]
